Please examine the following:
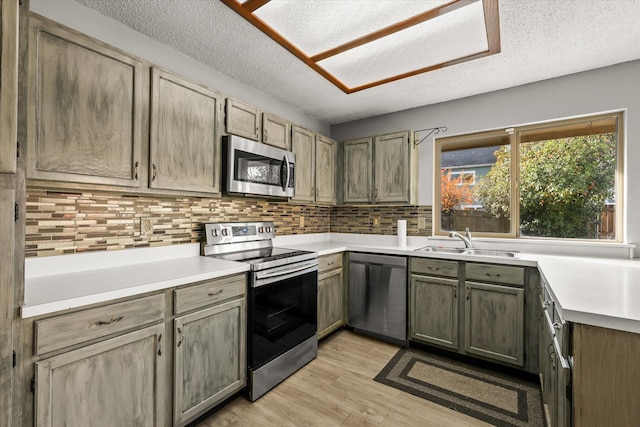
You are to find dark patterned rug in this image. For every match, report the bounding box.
[374,348,545,427]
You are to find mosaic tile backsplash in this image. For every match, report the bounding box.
[25,189,433,257]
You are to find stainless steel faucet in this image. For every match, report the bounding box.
[449,227,473,248]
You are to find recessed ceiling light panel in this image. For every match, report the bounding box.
[222,0,500,93]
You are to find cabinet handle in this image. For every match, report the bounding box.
[487,272,501,278]
[207,289,224,297]
[553,322,561,331]
[466,287,470,300]
[264,128,269,142]
[152,163,157,181]
[134,161,139,180]
[428,266,440,271]
[176,328,184,347]
[453,286,457,299]
[94,315,123,326]
[157,334,162,356]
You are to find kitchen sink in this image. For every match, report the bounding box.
[415,246,519,258]
[415,246,466,254]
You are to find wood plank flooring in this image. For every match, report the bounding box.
[197,330,493,427]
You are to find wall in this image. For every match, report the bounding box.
[331,61,640,254]
[29,0,330,136]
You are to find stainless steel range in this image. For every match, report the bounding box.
[202,221,318,401]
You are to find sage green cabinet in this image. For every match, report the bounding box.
[463,281,524,366]
[343,137,372,203]
[410,274,459,350]
[262,112,291,150]
[225,98,261,141]
[173,297,246,426]
[409,258,528,369]
[26,15,144,188]
[149,67,222,194]
[318,253,344,338]
[291,125,316,203]
[0,0,18,173]
[342,131,417,204]
[315,134,337,205]
[35,324,165,427]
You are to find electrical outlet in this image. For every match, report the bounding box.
[140,217,153,235]
[373,216,380,227]
[299,216,305,228]
[418,216,426,229]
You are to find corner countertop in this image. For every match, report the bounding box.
[277,233,640,334]
[23,234,640,335]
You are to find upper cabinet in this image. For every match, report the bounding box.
[0,0,18,174]
[315,134,337,205]
[291,125,316,203]
[225,98,261,141]
[342,130,418,204]
[149,67,222,195]
[343,137,372,203]
[26,15,144,188]
[262,112,291,150]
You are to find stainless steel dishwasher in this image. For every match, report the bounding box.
[348,253,407,344]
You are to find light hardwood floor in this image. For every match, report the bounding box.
[198,330,492,426]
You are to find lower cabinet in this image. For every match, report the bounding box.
[409,274,458,350]
[464,281,524,366]
[409,258,528,369]
[317,253,344,339]
[35,324,165,427]
[173,298,246,426]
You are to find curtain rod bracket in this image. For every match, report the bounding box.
[414,126,447,146]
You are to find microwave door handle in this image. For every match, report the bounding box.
[282,155,290,191]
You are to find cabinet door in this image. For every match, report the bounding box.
[150,68,222,194]
[409,274,458,350]
[262,112,291,150]
[343,137,372,203]
[291,125,315,203]
[225,98,261,141]
[318,268,343,339]
[0,0,18,173]
[174,298,246,426]
[374,131,410,203]
[315,134,337,205]
[464,281,524,366]
[27,16,143,187]
[35,324,165,427]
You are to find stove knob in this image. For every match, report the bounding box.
[211,229,219,237]
[258,227,264,233]
[266,226,272,233]
[221,229,229,236]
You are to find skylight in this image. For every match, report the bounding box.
[223,0,500,93]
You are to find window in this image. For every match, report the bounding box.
[434,112,623,241]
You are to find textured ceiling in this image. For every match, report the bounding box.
[71,0,640,125]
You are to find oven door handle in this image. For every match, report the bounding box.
[254,262,318,288]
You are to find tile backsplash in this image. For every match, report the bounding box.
[25,189,433,257]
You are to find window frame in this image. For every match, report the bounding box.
[433,112,624,242]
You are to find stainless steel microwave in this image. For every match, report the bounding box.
[223,135,296,198]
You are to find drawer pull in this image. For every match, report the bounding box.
[158,334,162,356]
[207,289,224,297]
[429,267,440,271]
[553,322,561,331]
[487,272,501,278]
[94,315,123,326]
[466,287,470,300]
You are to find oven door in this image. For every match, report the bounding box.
[248,262,318,371]
[224,135,295,197]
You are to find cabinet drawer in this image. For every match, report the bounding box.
[465,263,524,286]
[411,258,458,278]
[35,294,165,355]
[174,274,246,314]
[319,253,342,272]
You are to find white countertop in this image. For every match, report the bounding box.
[22,244,248,318]
[23,235,640,335]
